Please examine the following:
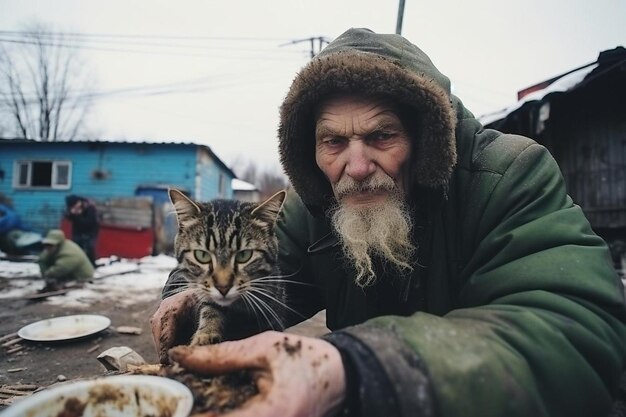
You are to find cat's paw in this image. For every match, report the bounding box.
[190,332,222,346]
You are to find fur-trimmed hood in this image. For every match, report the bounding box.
[278,28,457,214]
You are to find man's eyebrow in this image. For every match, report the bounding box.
[368,116,406,133]
[315,123,340,139]
[371,120,397,131]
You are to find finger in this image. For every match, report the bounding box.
[169,340,266,374]
[156,305,192,362]
[156,309,179,363]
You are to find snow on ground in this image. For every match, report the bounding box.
[0,255,177,308]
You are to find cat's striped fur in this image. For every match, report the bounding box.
[163,189,288,346]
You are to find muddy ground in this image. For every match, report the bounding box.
[0,283,328,410]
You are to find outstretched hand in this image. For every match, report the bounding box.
[150,289,199,364]
[169,331,346,417]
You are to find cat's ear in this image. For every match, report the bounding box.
[251,190,286,226]
[169,188,201,224]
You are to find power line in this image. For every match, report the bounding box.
[0,37,307,60]
[0,30,290,42]
[0,70,287,105]
[279,36,331,58]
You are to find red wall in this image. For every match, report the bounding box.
[61,219,154,259]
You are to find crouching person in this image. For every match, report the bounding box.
[38,229,95,292]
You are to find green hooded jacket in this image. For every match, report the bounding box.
[39,231,94,282]
[276,28,626,416]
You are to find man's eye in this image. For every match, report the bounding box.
[235,249,253,263]
[374,131,393,141]
[323,137,344,146]
[194,250,212,264]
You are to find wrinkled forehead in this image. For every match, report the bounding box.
[314,94,402,119]
[314,94,416,136]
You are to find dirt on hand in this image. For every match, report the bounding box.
[131,363,258,415]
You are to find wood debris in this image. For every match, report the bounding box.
[6,345,24,354]
[2,337,23,348]
[115,326,142,335]
[0,383,40,406]
[1,333,25,357]
[87,344,101,353]
[0,332,18,343]
[96,346,146,372]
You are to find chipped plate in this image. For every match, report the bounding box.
[0,375,193,417]
[17,314,111,342]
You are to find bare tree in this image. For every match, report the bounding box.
[233,157,290,200]
[0,23,93,141]
[257,168,290,200]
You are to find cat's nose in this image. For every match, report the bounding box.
[215,284,232,296]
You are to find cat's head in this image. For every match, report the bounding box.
[168,189,286,307]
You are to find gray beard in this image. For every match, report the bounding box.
[329,187,416,288]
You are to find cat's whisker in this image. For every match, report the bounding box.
[240,294,264,331]
[241,288,283,326]
[246,286,307,320]
[252,277,317,287]
[242,292,281,330]
[161,282,207,299]
[251,270,303,281]
[244,292,284,330]
[258,267,302,279]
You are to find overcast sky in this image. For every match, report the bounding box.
[2,0,625,175]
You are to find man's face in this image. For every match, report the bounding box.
[70,201,83,214]
[314,95,412,206]
[314,95,416,287]
[42,243,58,254]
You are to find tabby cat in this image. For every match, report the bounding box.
[163,188,288,346]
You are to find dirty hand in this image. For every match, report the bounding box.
[150,289,198,364]
[170,331,346,417]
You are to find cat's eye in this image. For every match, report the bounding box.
[235,249,253,264]
[194,250,212,264]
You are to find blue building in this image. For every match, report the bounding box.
[0,139,236,234]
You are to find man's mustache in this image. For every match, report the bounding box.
[334,173,398,200]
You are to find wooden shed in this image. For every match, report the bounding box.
[480,46,626,260]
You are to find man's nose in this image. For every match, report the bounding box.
[344,142,376,181]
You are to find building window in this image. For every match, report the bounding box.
[13,160,72,190]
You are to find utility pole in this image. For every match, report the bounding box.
[280,36,330,59]
[396,0,406,35]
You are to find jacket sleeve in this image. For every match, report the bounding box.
[326,141,626,417]
[42,250,83,280]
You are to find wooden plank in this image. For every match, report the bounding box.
[0,388,30,396]
[1,338,22,348]
[3,384,38,391]
[23,287,76,300]
[0,333,18,343]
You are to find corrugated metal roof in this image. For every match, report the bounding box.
[478,64,598,126]
[0,137,237,179]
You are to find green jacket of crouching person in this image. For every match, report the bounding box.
[39,229,94,288]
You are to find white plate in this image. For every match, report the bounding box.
[17,314,111,342]
[0,375,193,417]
